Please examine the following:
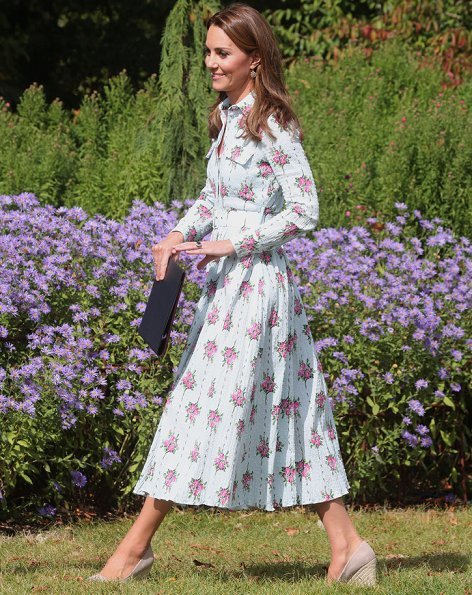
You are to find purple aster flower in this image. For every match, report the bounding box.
[416,424,429,436]
[420,436,433,447]
[383,372,394,384]
[37,504,57,517]
[415,379,429,390]
[450,382,461,392]
[71,470,87,488]
[401,430,419,447]
[394,202,408,210]
[100,446,122,469]
[408,399,425,416]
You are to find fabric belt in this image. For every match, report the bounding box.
[212,206,273,229]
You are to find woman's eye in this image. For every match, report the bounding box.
[204,49,228,57]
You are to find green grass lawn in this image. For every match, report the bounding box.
[0,505,470,594]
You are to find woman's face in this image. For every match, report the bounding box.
[205,25,258,99]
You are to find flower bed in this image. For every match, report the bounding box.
[0,194,470,518]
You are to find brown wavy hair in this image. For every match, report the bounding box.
[206,3,303,143]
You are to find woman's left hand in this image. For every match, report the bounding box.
[171,239,236,270]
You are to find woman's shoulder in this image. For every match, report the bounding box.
[262,112,301,146]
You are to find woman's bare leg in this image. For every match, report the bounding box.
[314,497,364,581]
[97,496,173,579]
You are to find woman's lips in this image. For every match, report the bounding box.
[211,74,225,79]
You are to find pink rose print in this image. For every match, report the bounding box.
[256,436,270,458]
[280,397,301,418]
[261,371,276,396]
[223,311,233,331]
[239,280,254,299]
[207,408,223,430]
[230,386,247,408]
[268,307,280,328]
[310,430,323,448]
[303,323,313,340]
[327,423,336,440]
[242,470,253,491]
[250,383,256,402]
[208,379,216,398]
[238,183,255,202]
[326,454,338,471]
[261,251,272,264]
[222,345,238,368]
[238,235,256,254]
[188,477,206,499]
[232,480,238,497]
[236,418,245,438]
[249,404,257,424]
[276,331,297,360]
[296,175,313,193]
[185,401,201,424]
[273,497,282,510]
[144,461,156,481]
[257,160,273,178]
[241,253,254,269]
[188,226,197,241]
[251,347,263,371]
[230,146,242,160]
[197,203,212,220]
[162,432,178,454]
[223,271,233,287]
[258,278,265,295]
[267,473,274,487]
[276,436,283,452]
[296,459,311,479]
[164,468,178,490]
[237,106,252,131]
[205,278,217,298]
[322,489,335,501]
[298,359,314,383]
[182,370,196,391]
[217,486,231,506]
[276,271,286,285]
[280,464,297,485]
[219,182,229,198]
[315,392,326,408]
[210,179,217,195]
[207,305,219,325]
[317,359,324,373]
[281,221,300,239]
[204,339,218,361]
[271,404,281,421]
[247,321,262,340]
[292,203,305,215]
[189,441,200,462]
[272,148,290,167]
[214,448,229,472]
[294,297,302,315]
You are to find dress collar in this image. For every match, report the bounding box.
[219,89,256,112]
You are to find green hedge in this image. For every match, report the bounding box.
[0,39,470,235]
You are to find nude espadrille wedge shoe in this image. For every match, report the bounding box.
[87,544,154,582]
[336,540,377,586]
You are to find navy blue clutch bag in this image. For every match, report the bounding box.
[138,259,186,357]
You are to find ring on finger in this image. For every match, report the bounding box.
[195,241,202,249]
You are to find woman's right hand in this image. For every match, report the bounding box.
[152,231,184,281]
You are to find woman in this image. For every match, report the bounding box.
[88,2,377,586]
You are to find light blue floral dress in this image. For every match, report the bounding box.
[133,90,350,510]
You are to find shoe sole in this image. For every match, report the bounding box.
[347,557,377,586]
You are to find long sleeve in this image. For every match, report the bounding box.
[168,176,215,242]
[230,114,319,258]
